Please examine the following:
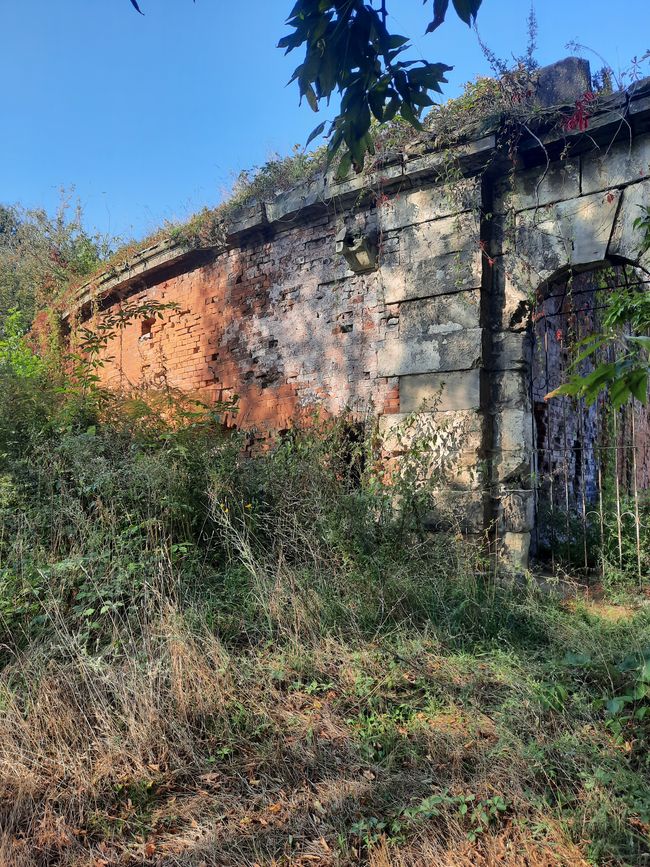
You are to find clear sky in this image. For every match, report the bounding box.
[1,1,648,243]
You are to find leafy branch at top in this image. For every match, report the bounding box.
[126,1,483,175]
[279,0,483,175]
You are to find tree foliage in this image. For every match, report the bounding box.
[280,0,483,173]
[0,199,113,325]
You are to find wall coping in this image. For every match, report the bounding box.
[64,74,650,320]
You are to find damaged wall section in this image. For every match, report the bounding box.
[64,64,650,570]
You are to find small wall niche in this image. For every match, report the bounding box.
[140,317,156,340]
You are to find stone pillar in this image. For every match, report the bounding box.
[373,180,488,536]
[484,178,538,571]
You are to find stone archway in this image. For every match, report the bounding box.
[491,146,650,569]
[529,262,650,575]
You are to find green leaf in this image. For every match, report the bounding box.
[387,35,410,50]
[304,83,319,112]
[452,0,483,26]
[427,0,450,33]
[305,121,327,147]
[606,696,629,714]
[383,96,400,122]
[563,651,591,666]
[400,102,423,130]
[335,151,353,180]
[630,370,648,404]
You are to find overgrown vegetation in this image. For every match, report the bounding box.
[2,27,650,861]
[0,313,649,866]
[0,197,114,323]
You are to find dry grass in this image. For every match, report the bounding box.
[0,409,647,866]
[0,593,629,867]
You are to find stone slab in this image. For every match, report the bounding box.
[378,179,479,232]
[403,135,497,181]
[490,407,534,484]
[382,248,481,303]
[500,490,535,533]
[534,57,592,108]
[488,332,533,372]
[608,179,650,263]
[398,289,481,337]
[514,190,621,288]
[496,158,580,212]
[426,490,487,534]
[265,181,324,224]
[582,133,650,194]
[399,369,481,413]
[378,409,482,452]
[377,327,482,377]
[490,370,529,408]
[502,531,531,570]
[226,201,267,236]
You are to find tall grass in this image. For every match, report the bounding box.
[0,358,649,865]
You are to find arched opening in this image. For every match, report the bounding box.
[529,261,650,582]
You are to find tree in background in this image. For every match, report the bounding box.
[0,197,114,325]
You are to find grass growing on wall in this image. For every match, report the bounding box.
[0,334,649,866]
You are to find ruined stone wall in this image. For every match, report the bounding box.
[98,213,397,432]
[491,130,650,563]
[70,69,650,568]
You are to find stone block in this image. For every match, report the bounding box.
[581,133,650,194]
[377,327,482,377]
[401,212,479,260]
[426,490,486,534]
[490,370,529,408]
[404,135,496,181]
[487,263,534,332]
[491,407,534,484]
[379,410,484,491]
[399,370,481,413]
[381,248,482,303]
[502,532,531,571]
[534,57,591,108]
[500,490,535,533]
[630,95,650,127]
[488,332,532,372]
[379,409,482,452]
[225,201,267,236]
[494,407,533,453]
[607,179,650,264]
[266,181,324,224]
[496,158,580,211]
[514,190,621,288]
[378,180,479,231]
[398,290,481,337]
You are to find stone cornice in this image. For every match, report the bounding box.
[63,73,650,320]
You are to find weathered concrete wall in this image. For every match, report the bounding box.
[67,65,650,568]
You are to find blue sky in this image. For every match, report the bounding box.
[1,0,648,243]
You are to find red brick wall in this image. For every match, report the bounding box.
[95,210,398,433]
